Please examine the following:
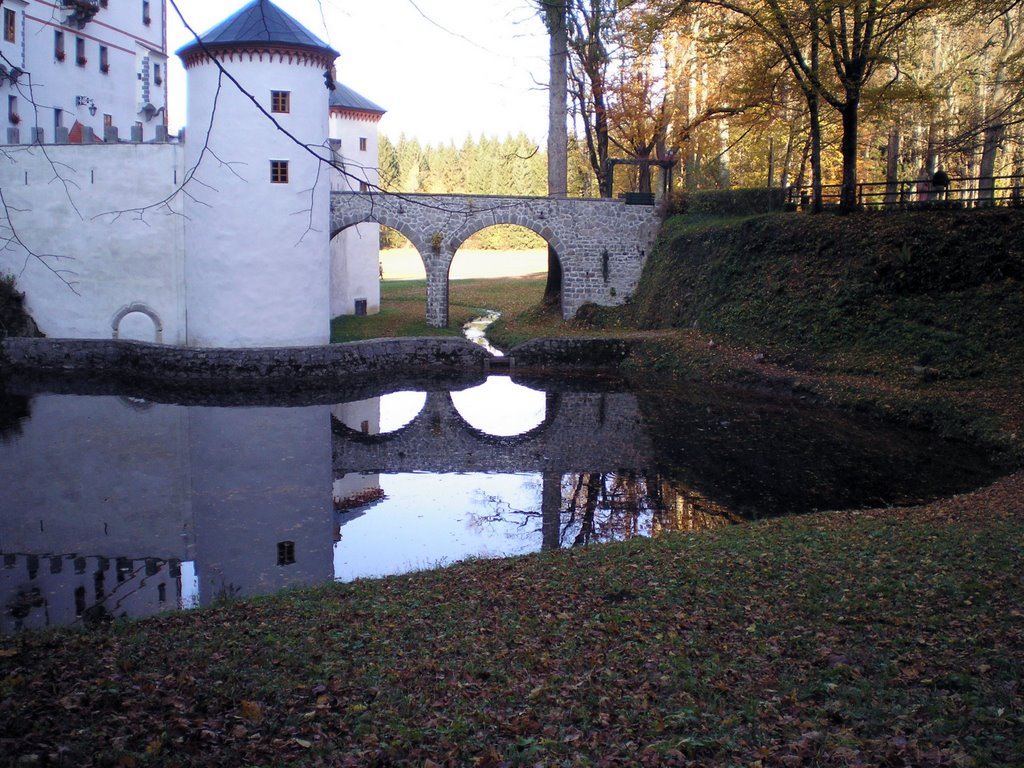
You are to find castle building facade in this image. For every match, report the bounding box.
[0,0,169,144]
[0,0,384,347]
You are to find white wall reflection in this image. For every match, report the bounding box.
[450,376,546,436]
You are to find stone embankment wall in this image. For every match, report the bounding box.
[0,337,494,384]
[0,336,641,387]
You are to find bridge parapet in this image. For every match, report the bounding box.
[330,192,660,327]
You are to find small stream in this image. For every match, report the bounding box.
[462,310,504,357]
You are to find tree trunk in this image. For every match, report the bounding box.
[978,122,1004,203]
[884,126,900,206]
[839,97,860,213]
[809,92,823,213]
[544,0,567,303]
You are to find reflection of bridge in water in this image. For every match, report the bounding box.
[332,380,668,554]
[332,388,655,476]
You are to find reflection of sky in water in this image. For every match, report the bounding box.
[378,391,426,432]
[451,376,546,436]
[334,472,541,581]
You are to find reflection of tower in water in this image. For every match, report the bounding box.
[189,406,335,606]
[0,396,336,631]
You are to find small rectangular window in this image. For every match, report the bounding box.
[76,37,86,66]
[276,541,295,566]
[4,9,15,44]
[54,30,65,61]
[99,46,109,73]
[142,0,151,25]
[153,63,162,86]
[359,137,368,152]
[8,95,18,124]
[54,109,63,135]
[359,181,369,192]
[270,90,290,113]
[103,113,112,128]
[270,160,289,184]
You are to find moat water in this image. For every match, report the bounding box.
[0,372,1003,632]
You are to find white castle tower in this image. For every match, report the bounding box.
[177,0,338,347]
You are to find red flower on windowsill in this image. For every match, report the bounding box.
[100,63,109,73]
[55,50,65,61]
[76,56,87,66]
[9,113,20,125]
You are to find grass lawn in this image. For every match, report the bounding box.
[331,275,551,346]
[2,472,1021,766]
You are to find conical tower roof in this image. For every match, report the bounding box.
[177,0,338,63]
[329,82,386,118]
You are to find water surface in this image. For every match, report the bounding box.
[0,373,1002,632]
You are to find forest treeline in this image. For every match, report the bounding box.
[531,0,1024,213]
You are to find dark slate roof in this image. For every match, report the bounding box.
[177,0,337,57]
[329,82,386,115]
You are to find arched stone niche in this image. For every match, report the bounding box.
[111,303,163,343]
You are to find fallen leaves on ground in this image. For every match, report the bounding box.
[2,472,1022,767]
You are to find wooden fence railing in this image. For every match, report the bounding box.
[785,174,1024,210]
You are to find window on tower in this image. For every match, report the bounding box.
[359,137,368,152]
[270,90,290,113]
[4,9,15,44]
[142,0,151,25]
[270,160,289,184]
[76,37,86,66]
[99,46,109,73]
[54,30,65,61]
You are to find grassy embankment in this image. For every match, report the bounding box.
[3,210,1022,766]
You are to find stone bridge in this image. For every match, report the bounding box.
[332,387,654,476]
[330,192,661,327]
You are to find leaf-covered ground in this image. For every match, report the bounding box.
[2,470,1022,767]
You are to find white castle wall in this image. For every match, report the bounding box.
[329,110,381,317]
[0,142,187,342]
[183,53,333,348]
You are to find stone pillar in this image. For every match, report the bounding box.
[425,249,452,328]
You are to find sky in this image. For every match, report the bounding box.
[166,0,552,145]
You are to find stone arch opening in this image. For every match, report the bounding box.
[111,303,162,343]
[446,224,561,333]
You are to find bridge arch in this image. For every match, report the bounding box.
[331,210,432,262]
[448,216,569,263]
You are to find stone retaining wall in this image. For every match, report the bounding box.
[508,337,636,368]
[0,336,637,387]
[0,337,492,384]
